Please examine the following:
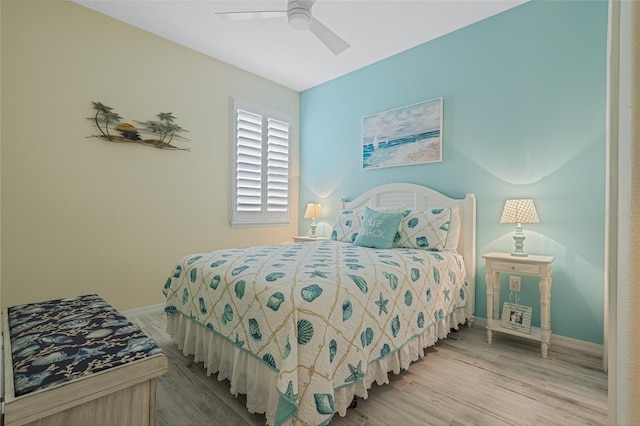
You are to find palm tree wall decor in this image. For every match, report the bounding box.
[89,102,190,151]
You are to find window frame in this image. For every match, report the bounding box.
[229,97,291,228]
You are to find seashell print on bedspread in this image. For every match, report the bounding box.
[163,241,469,425]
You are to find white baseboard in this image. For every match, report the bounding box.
[472,317,603,360]
[122,303,164,318]
[549,332,604,359]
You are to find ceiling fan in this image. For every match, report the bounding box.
[215,0,350,55]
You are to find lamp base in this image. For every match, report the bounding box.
[310,221,317,237]
[511,224,528,257]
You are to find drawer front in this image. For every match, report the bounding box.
[491,261,540,275]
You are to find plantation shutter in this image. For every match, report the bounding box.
[230,98,291,227]
[236,109,263,214]
[267,118,289,216]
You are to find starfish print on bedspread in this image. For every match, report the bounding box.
[375,293,389,315]
[344,361,365,384]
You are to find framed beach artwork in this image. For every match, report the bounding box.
[362,97,443,170]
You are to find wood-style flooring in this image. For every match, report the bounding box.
[129,309,607,426]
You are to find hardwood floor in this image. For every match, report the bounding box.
[129,309,607,426]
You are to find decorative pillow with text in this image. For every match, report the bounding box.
[354,208,404,249]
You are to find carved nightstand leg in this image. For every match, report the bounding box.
[541,342,549,359]
[485,270,494,344]
[492,271,501,319]
[539,274,552,359]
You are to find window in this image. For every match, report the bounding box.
[230,98,291,227]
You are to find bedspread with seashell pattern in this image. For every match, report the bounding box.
[163,240,468,425]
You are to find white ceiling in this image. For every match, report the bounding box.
[74,0,527,92]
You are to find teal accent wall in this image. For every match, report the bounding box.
[299,0,607,344]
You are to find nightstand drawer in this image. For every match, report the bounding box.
[491,261,540,275]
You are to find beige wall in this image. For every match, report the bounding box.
[0,1,300,311]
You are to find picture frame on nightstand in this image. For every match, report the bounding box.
[501,302,532,334]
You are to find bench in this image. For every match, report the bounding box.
[2,294,167,426]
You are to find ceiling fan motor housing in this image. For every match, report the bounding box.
[288,0,313,30]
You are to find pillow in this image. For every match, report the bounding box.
[393,207,452,251]
[330,205,406,243]
[330,210,362,243]
[443,208,461,251]
[353,207,404,249]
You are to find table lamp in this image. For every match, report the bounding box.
[304,203,323,237]
[500,199,540,257]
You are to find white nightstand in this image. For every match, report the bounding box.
[292,236,329,243]
[482,251,554,358]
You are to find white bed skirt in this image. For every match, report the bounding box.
[166,304,472,425]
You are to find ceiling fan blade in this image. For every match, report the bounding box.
[309,17,350,55]
[216,11,286,21]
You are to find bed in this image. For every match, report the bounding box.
[162,183,476,425]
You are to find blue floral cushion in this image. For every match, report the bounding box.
[8,294,163,397]
[353,207,404,249]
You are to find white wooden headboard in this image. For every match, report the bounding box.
[341,183,477,318]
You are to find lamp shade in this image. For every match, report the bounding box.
[304,203,323,219]
[500,199,540,224]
